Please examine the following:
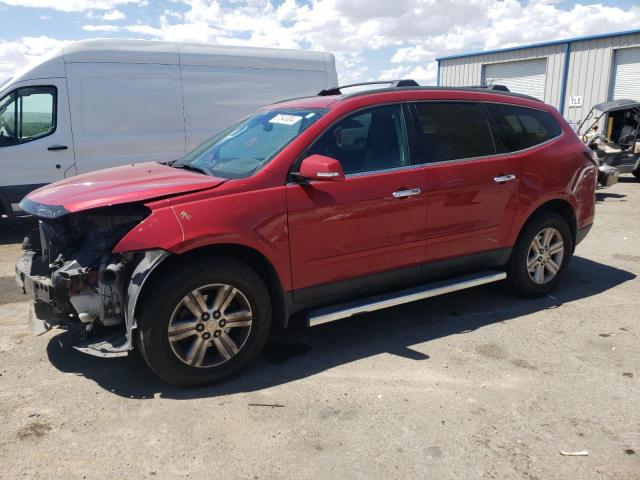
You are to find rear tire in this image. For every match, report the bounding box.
[633,166,640,180]
[138,256,271,387]
[506,212,573,298]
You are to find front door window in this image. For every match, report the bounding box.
[306,104,409,174]
[0,86,56,147]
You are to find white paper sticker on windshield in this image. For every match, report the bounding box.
[269,114,303,126]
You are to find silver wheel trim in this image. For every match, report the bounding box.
[526,227,564,285]
[167,284,253,368]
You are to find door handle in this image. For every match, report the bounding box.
[392,188,421,198]
[493,174,517,183]
[48,145,68,151]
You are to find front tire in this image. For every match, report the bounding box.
[138,256,271,387]
[506,212,573,298]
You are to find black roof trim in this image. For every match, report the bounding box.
[466,84,511,92]
[318,79,420,96]
[272,84,544,107]
[337,85,544,103]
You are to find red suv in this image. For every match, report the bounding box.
[16,81,597,386]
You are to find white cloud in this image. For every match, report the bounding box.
[2,0,640,87]
[0,36,68,82]
[102,8,124,20]
[82,24,121,31]
[379,64,436,85]
[391,45,436,64]
[39,14,51,20]
[107,0,639,85]
[0,0,145,12]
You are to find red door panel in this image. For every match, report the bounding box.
[424,156,519,262]
[286,168,427,295]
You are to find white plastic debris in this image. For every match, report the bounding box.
[560,450,589,456]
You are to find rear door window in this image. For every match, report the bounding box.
[485,103,562,152]
[411,102,496,163]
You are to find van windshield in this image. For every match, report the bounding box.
[175,108,327,179]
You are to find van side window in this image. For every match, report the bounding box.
[0,86,56,147]
[306,105,409,175]
[485,103,562,152]
[412,102,496,163]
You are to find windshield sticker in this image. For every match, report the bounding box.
[269,114,303,126]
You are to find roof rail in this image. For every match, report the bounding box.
[318,79,420,96]
[467,84,510,92]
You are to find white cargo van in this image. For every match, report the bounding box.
[0,39,338,216]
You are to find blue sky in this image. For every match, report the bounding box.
[1,0,640,84]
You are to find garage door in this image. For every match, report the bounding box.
[483,58,547,100]
[610,47,640,101]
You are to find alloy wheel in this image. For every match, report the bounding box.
[167,284,253,368]
[526,227,564,285]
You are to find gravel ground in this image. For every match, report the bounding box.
[0,179,638,479]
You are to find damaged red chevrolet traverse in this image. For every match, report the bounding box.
[16,81,597,386]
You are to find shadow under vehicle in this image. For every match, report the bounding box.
[578,99,640,184]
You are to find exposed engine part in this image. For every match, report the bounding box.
[18,204,150,333]
[15,202,175,358]
[100,262,124,286]
[69,288,100,324]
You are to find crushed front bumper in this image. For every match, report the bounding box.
[15,246,171,357]
[15,251,58,334]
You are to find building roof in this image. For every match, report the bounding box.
[436,28,640,62]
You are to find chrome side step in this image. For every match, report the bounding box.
[307,270,507,327]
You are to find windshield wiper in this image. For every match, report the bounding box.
[171,162,210,175]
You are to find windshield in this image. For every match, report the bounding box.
[176,108,327,179]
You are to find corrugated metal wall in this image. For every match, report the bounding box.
[438,32,640,125]
[565,33,640,124]
[438,44,565,109]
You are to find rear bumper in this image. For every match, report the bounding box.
[576,223,592,247]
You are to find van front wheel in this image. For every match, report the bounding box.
[138,256,271,387]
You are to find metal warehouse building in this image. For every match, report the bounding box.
[436,29,640,125]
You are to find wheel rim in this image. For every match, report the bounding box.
[167,284,253,368]
[527,227,564,285]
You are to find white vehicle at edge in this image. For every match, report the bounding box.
[0,39,338,217]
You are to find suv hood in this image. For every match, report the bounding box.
[21,162,226,218]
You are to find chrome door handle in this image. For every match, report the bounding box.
[392,188,421,198]
[494,174,517,183]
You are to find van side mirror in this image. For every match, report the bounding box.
[295,154,345,182]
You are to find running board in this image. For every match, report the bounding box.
[307,271,506,327]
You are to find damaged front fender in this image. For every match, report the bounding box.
[74,249,170,357]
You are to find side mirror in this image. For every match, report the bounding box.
[296,154,345,182]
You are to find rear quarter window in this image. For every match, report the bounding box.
[485,103,562,152]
